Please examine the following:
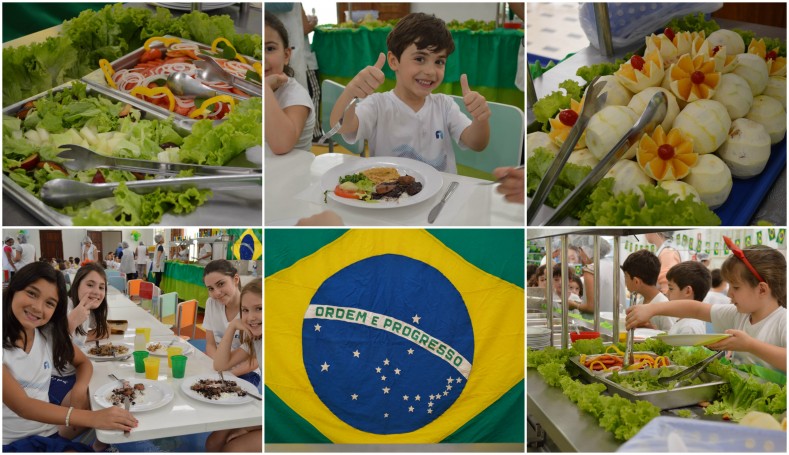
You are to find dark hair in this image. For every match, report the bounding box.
[721,245,786,308]
[711,269,723,288]
[74,258,81,265]
[666,261,711,301]
[552,263,576,279]
[204,259,241,290]
[569,275,584,297]
[621,249,660,286]
[528,264,547,287]
[265,11,295,77]
[527,264,538,282]
[240,278,262,366]
[68,262,109,339]
[3,262,73,374]
[386,13,455,61]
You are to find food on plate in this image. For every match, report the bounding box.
[107,380,146,406]
[637,126,697,181]
[604,159,654,198]
[706,29,745,55]
[566,148,599,168]
[747,38,787,77]
[732,53,769,95]
[717,118,771,178]
[596,75,633,107]
[147,342,164,353]
[672,99,731,154]
[584,105,638,160]
[526,131,559,158]
[627,87,680,131]
[659,180,701,202]
[614,50,664,93]
[682,154,732,208]
[711,73,753,119]
[668,53,721,102]
[763,77,787,108]
[88,343,129,357]
[190,378,248,400]
[548,99,586,149]
[332,169,423,201]
[745,95,787,144]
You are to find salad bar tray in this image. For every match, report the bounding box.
[2,81,261,226]
[570,358,725,410]
[83,36,260,128]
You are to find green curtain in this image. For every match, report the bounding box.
[3,3,112,42]
[160,261,208,308]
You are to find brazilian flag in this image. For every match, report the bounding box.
[265,229,524,445]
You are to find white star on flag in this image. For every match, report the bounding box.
[456,377,462,383]
[446,385,453,391]
[376,367,382,373]
[443,390,449,396]
[394,368,401,375]
[314,323,321,332]
[403,395,409,401]
[407,348,414,355]
[384,413,389,418]
[435,394,441,400]
[381,375,387,381]
[382,387,390,394]
[415,395,421,401]
[447,377,454,383]
[412,314,421,324]
[427,408,433,414]
[408,406,414,413]
[351,393,358,400]
[429,394,435,400]
[352,350,360,358]
[320,362,330,372]
[383,358,390,366]
[428,402,434,408]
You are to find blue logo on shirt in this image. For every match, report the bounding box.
[43,361,50,370]
[435,131,444,139]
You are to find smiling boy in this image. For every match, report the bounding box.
[332,13,490,173]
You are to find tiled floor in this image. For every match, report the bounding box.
[526,2,586,62]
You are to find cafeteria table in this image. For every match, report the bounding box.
[89,294,261,443]
[265,149,524,226]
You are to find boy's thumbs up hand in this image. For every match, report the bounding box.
[348,52,387,99]
[460,74,491,122]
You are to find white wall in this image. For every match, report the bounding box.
[411,2,499,22]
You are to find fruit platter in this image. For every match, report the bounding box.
[528,16,787,226]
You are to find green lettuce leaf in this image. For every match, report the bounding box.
[576,60,625,84]
[665,12,720,36]
[178,97,262,165]
[532,79,583,128]
[527,147,592,207]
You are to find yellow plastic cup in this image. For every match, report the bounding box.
[143,356,160,380]
[136,327,151,343]
[167,346,183,368]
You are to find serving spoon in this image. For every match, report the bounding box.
[195,56,262,97]
[166,72,248,102]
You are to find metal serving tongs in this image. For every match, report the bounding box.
[624,291,639,368]
[540,91,668,225]
[526,76,608,224]
[658,350,726,388]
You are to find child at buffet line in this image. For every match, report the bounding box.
[527,264,547,288]
[620,249,676,332]
[332,12,491,173]
[2,263,136,452]
[627,241,787,373]
[202,260,260,387]
[664,261,710,335]
[265,11,316,154]
[206,279,262,452]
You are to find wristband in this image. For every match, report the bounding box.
[65,406,74,427]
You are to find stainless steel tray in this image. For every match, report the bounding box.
[569,352,662,383]
[596,365,725,410]
[81,36,259,128]
[2,81,261,226]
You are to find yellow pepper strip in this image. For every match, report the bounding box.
[606,345,624,355]
[189,95,235,119]
[99,59,117,89]
[130,86,175,112]
[144,36,182,51]
[579,354,587,364]
[252,61,262,77]
[210,37,248,64]
[655,356,669,367]
[588,360,608,372]
[626,360,650,371]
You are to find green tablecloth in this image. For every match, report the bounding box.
[312,27,524,109]
[160,261,208,309]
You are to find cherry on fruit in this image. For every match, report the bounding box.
[558,109,579,127]
[630,55,645,71]
[766,50,778,61]
[663,27,675,41]
[712,45,721,55]
[657,144,675,160]
[691,71,705,84]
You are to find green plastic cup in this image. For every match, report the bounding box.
[171,355,187,378]
[133,350,149,373]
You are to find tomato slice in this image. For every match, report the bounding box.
[334,185,363,199]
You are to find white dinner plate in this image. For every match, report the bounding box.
[82,342,134,361]
[93,379,174,412]
[633,328,666,341]
[656,333,731,346]
[180,374,259,405]
[320,157,443,209]
[145,340,194,357]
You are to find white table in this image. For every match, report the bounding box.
[265,149,524,226]
[89,304,261,443]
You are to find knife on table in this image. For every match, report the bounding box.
[428,181,459,224]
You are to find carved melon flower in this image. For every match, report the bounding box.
[669,53,721,102]
[548,98,586,149]
[615,50,664,93]
[637,126,697,181]
[748,38,786,77]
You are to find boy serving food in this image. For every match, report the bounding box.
[331,12,491,173]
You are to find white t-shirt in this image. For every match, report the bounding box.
[240,338,263,369]
[703,291,731,306]
[120,247,136,273]
[711,304,786,369]
[647,292,677,332]
[271,77,315,152]
[669,317,707,335]
[14,244,35,269]
[2,328,58,444]
[136,245,148,265]
[56,298,96,377]
[343,91,473,174]
[203,297,242,350]
[82,244,96,263]
[198,244,213,265]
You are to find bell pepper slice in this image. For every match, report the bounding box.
[211,37,248,64]
[252,61,262,77]
[130,86,175,112]
[144,36,182,51]
[605,345,624,355]
[188,95,235,119]
[579,354,587,364]
[588,360,608,371]
[99,59,117,89]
